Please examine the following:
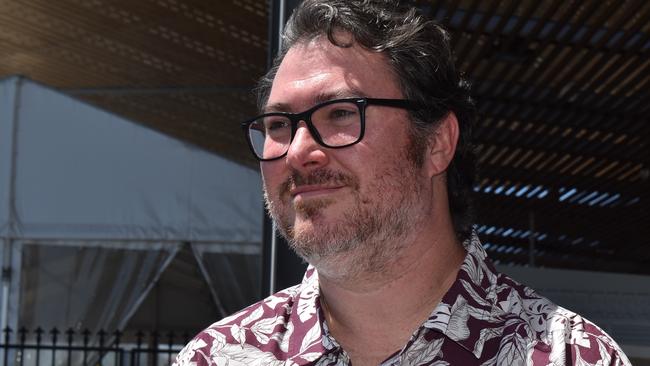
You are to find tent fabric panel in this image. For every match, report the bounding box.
[186,139,263,243]
[8,78,262,243]
[193,243,261,316]
[14,79,191,239]
[19,241,180,332]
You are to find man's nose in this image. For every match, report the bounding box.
[286,121,328,171]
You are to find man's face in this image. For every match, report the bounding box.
[261,36,433,278]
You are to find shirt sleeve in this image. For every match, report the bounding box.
[173,333,215,366]
[530,318,632,366]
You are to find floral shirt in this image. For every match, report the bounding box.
[174,235,631,365]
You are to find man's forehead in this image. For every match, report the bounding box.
[265,37,400,111]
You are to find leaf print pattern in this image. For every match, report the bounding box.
[496,332,528,365]
[229,324,246,347]
[206,330,225,356]
[297,283,318,323]
[447,297,471,340]
[250,315,281,344]
[473,327,503,357]
[423,302,451,332]
[278,320,293,353]
[240,306,265,328]
[173,233,631,366]
[299,322,321,353]
[402,337,445,365]
[175,338,207,366]
[459,279,491,308]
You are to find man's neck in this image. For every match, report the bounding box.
[317,227,466,365]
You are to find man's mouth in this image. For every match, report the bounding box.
[290,185,345,200]
[278,168,360,201]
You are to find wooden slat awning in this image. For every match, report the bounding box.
[1,0,647,274]
[424,0,649,273]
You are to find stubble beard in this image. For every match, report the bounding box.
[263,150,427,281]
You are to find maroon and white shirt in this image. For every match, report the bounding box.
[174,235,630,365]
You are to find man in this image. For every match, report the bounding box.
[175,1,630,365]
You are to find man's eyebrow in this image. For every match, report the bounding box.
[263,88,368,113]
[312,89,368,104]
[263,102,292,113]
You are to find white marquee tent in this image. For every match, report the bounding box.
[0,76,263,335]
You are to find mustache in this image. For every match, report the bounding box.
[279,168,359,197]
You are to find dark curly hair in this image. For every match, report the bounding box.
[256,0,477,242]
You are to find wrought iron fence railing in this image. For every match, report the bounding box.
[0,327,191,366]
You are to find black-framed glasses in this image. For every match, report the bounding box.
[241,97,421,161]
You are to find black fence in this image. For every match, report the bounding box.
[0,327,192,366]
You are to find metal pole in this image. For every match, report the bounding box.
[1,77,23,333]
[261,0,287,297]
[269,0,286,296]
[269,223,278,295]
[278,0,286,45]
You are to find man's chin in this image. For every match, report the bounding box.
[294,197,336,218]
[292,243,367,281]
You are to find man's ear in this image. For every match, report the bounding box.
[425,112,459,178]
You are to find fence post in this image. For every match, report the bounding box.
[82,329,90,366]
[98,329,106,366]
[2,326,11,366]
[113,329,122,366]
[134,330,144,366]
[35,327,43,366]
[65,328,74,366]
[50,328,59,366]
[151,331,159,366]
[18,327,26,366]
[166,332,174,365]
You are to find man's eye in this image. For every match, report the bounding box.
[265,119,289,131]
[329,109,357,119]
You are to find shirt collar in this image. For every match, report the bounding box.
[421,233,503,359]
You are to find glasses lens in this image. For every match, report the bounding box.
[248,115,292,160]
[246,100,364,160]
[312,101,361,147]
